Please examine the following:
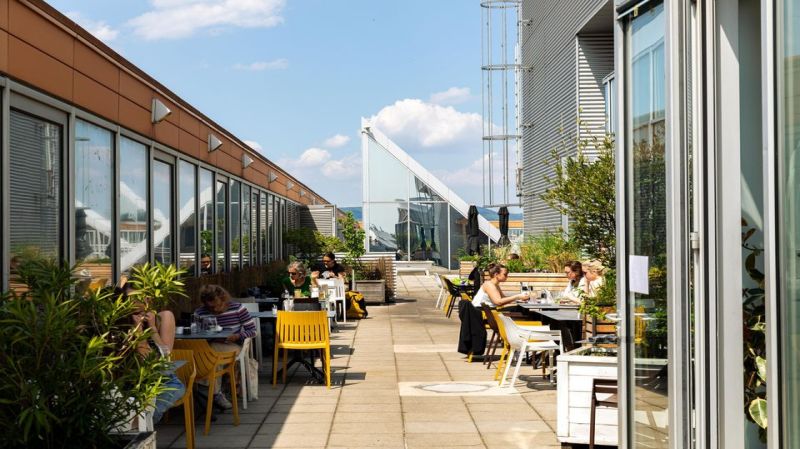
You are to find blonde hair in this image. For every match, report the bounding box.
[583,260,605,275]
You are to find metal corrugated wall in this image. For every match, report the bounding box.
[520,0,608,235]
[577,34,614,158]
[298,205,337,237]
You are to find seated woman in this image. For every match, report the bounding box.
[561,261,587,303]
[194,284,257,409]
[471,263,530,308]
[282,261,313,297]
[122,281,185,425]
[582,260,605,298]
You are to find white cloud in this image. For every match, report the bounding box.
[128,0,285,40]
[369,99,484,149]
[297,148,331,166]
[67,12,119,42]
[323,134,350,148]
[243,140,263,153]
[233,59,289,71]
[320,153,361,179]
[429,87,471,106]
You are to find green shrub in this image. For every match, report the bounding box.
[0,259,177,448]
[518,231,582,272]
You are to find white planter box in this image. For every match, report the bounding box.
[557,347,619,446]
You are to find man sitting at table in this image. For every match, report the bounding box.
[194,284,256,410]
[312,252,346,282]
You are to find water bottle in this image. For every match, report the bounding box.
[190,314,199,334]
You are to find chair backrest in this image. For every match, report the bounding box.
[173,339,236,379]
[499,314,560,351]
[275,311,329,344]
[441,276,463,297]
[331,278,346,299]
[433,274,443,288]
[242,303,259,314]
[171,349,197,391]
[490,309,510,347]
[482,304,500,333]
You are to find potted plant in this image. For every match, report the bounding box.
[353,264,386,303]
[0,259,184,449]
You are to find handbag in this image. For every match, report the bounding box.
[246,357,259,401]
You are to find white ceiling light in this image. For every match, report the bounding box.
[208,134,223,153]
[269,171,278,183]
[242,154,253,168]
[151,98,172,124]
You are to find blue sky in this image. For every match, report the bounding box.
[49,0,515,207]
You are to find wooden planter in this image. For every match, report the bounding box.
[582,307,618,338]
[458,260,567,293]
[556,347,619,447]
[354,279,386,303]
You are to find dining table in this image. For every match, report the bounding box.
[517,304,582,350]
[174,329,235,340]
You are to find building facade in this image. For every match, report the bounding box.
[361,121,499,269]
[0,0,328,289]
[519,0,614,234]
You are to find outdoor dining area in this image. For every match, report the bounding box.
[437,256,621,448]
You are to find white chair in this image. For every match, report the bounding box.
[319,278,347,323]
[497,315,563,388]
[235,337,253,409]
[241,303,263,369]
[433,274,446,309]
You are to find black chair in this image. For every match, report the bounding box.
[442,277,470,318]
[589,378,618,449]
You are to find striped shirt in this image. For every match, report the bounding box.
[194,302,256,342]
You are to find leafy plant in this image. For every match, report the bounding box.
[578,270,617,321]
[125,262,187,310]
[518,230,582,273]
[742,218,767,440]
[540,131,616,268]
[338,212,365,279]
[0,258,172,448]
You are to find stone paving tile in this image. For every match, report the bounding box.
[157,273,558,449]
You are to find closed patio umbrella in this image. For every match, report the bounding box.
[498,206,510,246]
[466,205,481,255]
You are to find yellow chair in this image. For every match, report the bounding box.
[272,311,331,389]
[169,349,197,449]
[173,339,239,435]
[491,309,543,382]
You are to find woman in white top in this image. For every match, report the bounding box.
[560,261,587,303]
[471,263,530,308]
[582,260,605,297]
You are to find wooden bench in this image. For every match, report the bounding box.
[394,260,434,276]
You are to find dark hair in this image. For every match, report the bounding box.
[199,284,231,304]
[507,253,520,260]
[569,261,584,278]
[200,253,211,259]
[486,263,508,277]
[323,252,336,261]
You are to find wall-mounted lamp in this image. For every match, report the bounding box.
[151,98,172,124]
[300,189,306,197]
[208,134,223,152]
[269,171,278,183]
[286,181,294,190]
[242,154,253,168]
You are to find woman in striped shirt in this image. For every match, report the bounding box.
[194,284,256,410]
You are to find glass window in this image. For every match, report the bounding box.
[152,160,173,266]
[75,120,112,284]
[241,184,251,267]
[780,0,800,445]
[367,138,409,202]
[9,110,61,280]
[178,161,196,274]
[626,3,668,447]
[409,202,448,267]
[260,193,268,263]
[449,206,468,268]
[604,75,617,134]
[367,202,408,255]
[230,180,241,269]
[215,180,227,272]
[199,169,214,275]
[119,137,148,274]
[410,176,444,202]
[268,194,275,261]
[252,191,259,264]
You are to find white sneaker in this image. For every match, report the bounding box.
[214,393,232,410]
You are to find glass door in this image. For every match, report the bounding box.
[623,2,669,447]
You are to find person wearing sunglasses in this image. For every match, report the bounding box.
[281,261,312,297]
[311,252,346,282]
